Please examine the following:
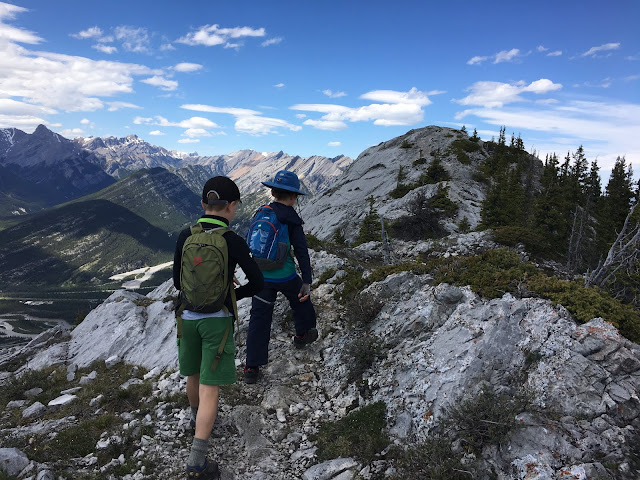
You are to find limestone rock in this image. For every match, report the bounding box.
[0,447,29,476]
[22,401,46,419]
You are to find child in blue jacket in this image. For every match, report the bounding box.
[244,170,317,383]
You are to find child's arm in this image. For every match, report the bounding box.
[228,233,264,299]
[289,224,312,284]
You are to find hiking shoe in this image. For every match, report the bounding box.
[186,458,220,479]
[293,328,319,349]
[244,366,259,384]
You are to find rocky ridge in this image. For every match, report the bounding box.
[1,235,638,480]
[301,126,499,241]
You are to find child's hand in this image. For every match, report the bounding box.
[298,283,311,302]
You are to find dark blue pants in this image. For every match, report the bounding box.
[246,275,317,367]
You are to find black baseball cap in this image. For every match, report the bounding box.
[202,176,241,205]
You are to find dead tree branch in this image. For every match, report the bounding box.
[585,204,640,288]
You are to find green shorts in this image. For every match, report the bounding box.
[177,315,236,385]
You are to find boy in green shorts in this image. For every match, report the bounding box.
[173,176,263,479]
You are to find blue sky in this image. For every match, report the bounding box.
[1,0,639,178]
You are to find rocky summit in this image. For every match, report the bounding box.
[1,234,638,479]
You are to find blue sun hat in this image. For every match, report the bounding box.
[261,170,306,195]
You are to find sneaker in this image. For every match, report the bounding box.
[293,328,319,349]
[186,458,220,479]
[244,366,259,384]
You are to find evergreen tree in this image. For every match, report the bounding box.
[354,197,382,245]
[602,156,634,245]
[471,129,479,142]
[498,126,506,146]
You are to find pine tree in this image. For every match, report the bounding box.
[601,156,634,245]
[354,196,382,245]
[498,126,506,146]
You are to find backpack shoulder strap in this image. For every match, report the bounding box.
[189,223,203,235]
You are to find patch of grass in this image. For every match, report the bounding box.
[491,226,550,257]
[447,138,482,165]
[29,414,118,463]
[337,267,370,305]
[346,336,384,383]
[458,217,471,233]
[441,386,527,454]
[392,435,473,480]
[345,293,383,328]
[389,183,413,199]
[528,276,640,343]
[424,247,640,343]
[314,401,389,464]
[317,268,338,285]
[220,383,261,407]
[305,233,323,251]
[0,366,67,412]
[425,248,538,298]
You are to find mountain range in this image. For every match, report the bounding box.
[0,125,352,292]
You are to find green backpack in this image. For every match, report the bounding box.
[178,218,238,371]
[180,218,232,313]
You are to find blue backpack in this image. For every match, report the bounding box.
[246,205,290,271]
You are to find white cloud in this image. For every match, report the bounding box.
[80,118,90,124]
[149,130,164,135]
[183,128,211,138]
[468,48,521,65]
[494,48,520,64]
[160,43,176,51]
[536,98,559,105]
[0,40,154,113]
[133,116,154,124]
[0,3,42,44]
[455,99,640,172]
[180,103,299,136]
[293,87,434,130]
[235,115,301,135]
[537,45,548,52]
[60,127,84,137]
[328,141,341,147]
[303,118,348,131]
[173,62,203,72]
[360,87,431,106]
[107,101,142,111]
[262,37,282,47]
[92,44,117,54]
[295,113,306,119]
[178,138,199,143]
[547,50,562,57]
[181,104,261,117]
[114,26,151,53]
[455,79,562,108]
[467,55,488,65]
[141,75,178,91]
[322,89,347,98]
[137,115,220,129]
[0,98,56,115]
[0,99,55,130]
[581,42,620,57]
[274,83,285,88]
[176,24,265,48]
[71,26,103,39]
